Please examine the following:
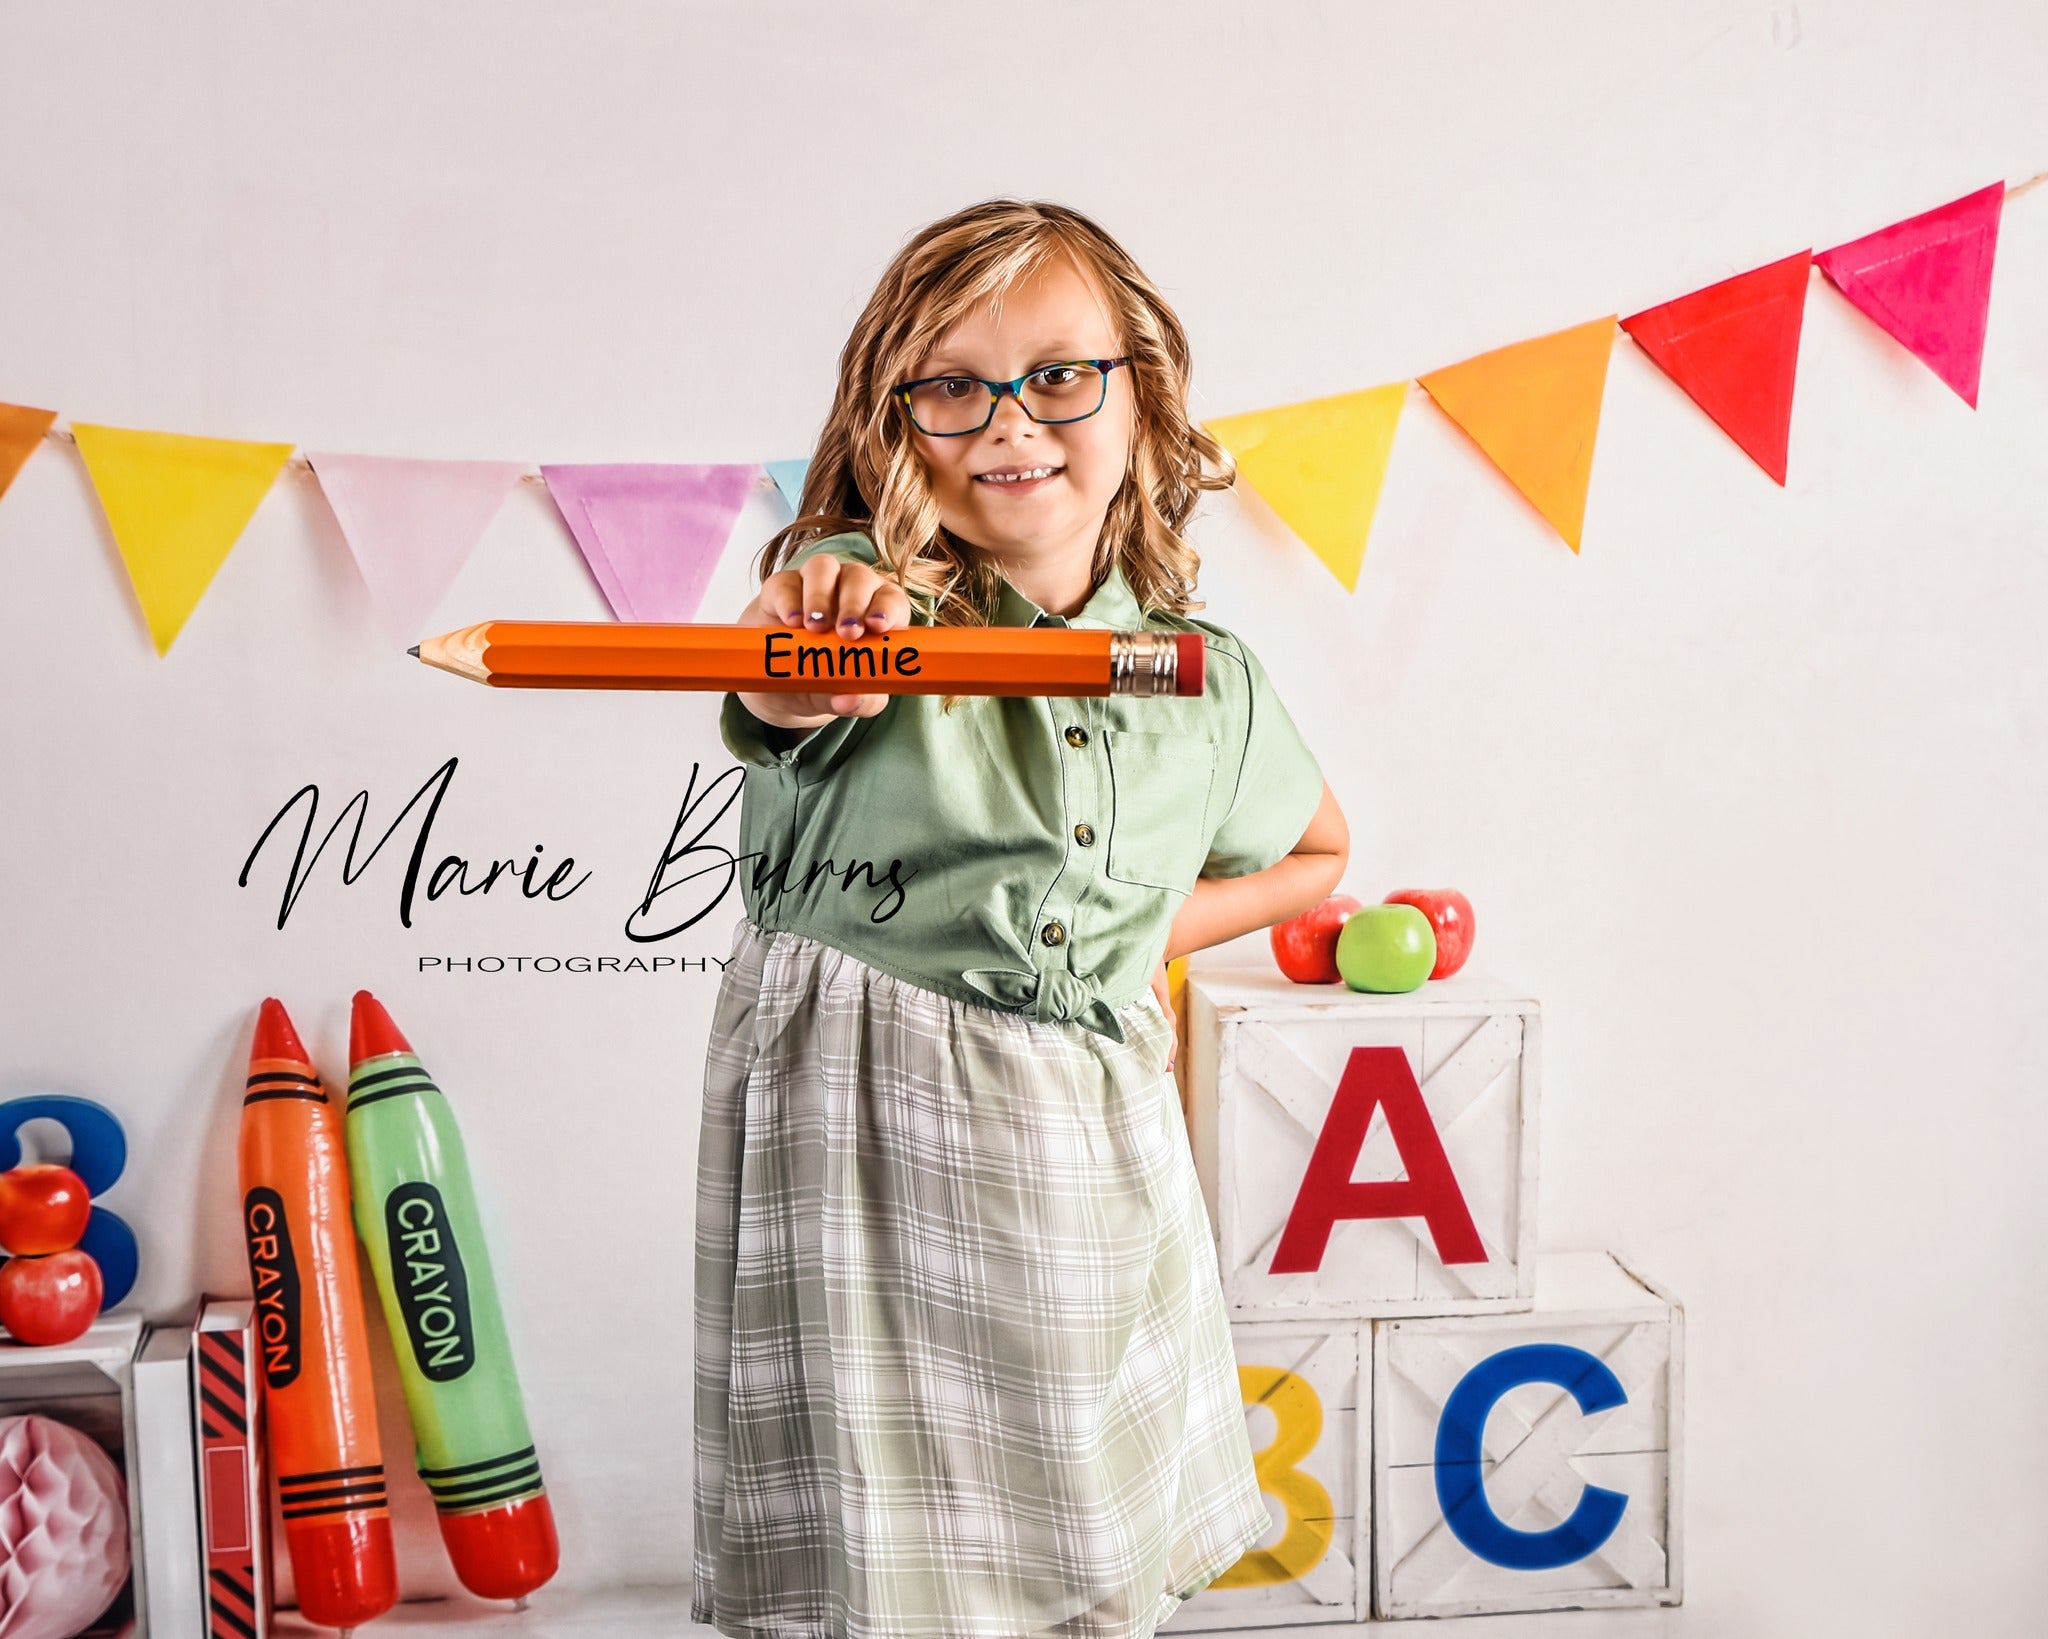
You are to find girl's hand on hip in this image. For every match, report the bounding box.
[736,555,915,724]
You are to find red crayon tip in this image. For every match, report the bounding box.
[349,990,414,1065]
[290,1515,399,1630]
[252,997,311,1065]
[439,1493,560,1603]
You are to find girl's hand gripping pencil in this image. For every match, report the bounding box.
[408,618,1204,698]
[344,992,560,1606]
[239,998,399,1636]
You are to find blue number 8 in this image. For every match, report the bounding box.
[0,1095,138,1309]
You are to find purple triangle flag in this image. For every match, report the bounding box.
[307,452,527,647]
[1816,181,2004,408]
[541,462,760,622]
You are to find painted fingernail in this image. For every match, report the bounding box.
[809,610,825,620]
[866,612,888,627]
[781,609,800,622]
[839,618,861,634]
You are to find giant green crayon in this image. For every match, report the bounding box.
[344,990,559,1603]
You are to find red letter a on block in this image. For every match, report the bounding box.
[1268,1045,1487,1272]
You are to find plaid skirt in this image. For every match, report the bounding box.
[692,920,1269,1639]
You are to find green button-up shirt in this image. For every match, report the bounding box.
[718,531,1326,1044]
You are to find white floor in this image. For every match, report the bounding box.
[270,1586,1696,1637]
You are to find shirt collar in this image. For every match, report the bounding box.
[994,559,1145,630]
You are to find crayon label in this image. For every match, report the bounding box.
[385,1181,475,1381]
[243,1186,303,1389]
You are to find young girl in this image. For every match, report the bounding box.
[694,199,1348,1639]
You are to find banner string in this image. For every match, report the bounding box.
[29,167,2048,480]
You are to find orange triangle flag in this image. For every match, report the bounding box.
[0,404,59,505]
[71,424,296,654]
[1204,382,1407,592]
[1418,316,1617,553]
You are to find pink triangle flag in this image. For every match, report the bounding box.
[307,452,526,647]
[1816,181,2004,407]
[540,462,760,622]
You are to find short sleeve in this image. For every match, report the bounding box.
[720,689,874,775]
[1203,633,1326,878]
[720,691,795,769]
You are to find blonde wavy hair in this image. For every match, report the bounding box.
[754,198,1236,650]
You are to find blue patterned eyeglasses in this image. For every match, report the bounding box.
[893,357,1134,437]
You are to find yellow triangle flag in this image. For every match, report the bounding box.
[1204,381,1407,591]
[70,424,296,654]
[1417,316,1617,553]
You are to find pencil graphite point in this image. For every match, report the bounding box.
[408,645,419,658]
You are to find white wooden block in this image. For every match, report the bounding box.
[1160,1322,1367,1632]
[1371,1252,1685,1620]
[0,1313,147,1637]
[1184,965,1540,1319]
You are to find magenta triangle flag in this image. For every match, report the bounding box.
[1816,181,2004,407]
[306,452,526,646]
[540,462,760,622]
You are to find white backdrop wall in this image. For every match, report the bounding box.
[3,3,2045,1634]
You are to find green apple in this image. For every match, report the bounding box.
[1335,904,1437,993]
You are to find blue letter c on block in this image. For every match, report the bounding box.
[1433,1342,1629,1570]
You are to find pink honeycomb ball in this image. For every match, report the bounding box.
[0,1414,129,1639]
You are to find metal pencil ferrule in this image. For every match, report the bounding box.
[1107,631,1178,697]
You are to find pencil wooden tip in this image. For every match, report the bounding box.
[413,623,492,683]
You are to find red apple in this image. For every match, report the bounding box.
[1382,889,1476,980]
[1271,894,1364,984]
[0,1249,103,1345]
[0,1165,91,1256]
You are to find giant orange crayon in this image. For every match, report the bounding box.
[345,992,559,1605]
[409,618,1204,697]
[240,998,399,1635]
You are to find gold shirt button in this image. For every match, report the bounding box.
[1073,822,1096,847]
[1041,921,1067,946]
[1064,726,1089,748]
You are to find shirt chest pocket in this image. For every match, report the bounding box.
[1102,729,1218,894]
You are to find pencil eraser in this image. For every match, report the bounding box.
[1175,633,1205,696]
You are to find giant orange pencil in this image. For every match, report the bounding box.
[240,998,398,1636]
[409,619,1204,698]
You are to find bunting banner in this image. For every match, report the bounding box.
[765,457,811,519]
[1620,250,1813,486]
[0,175,2031,648]
[69,424,295,655]
[1417,317,1617,554]
[1816,180,2004,408]
[0,403,56,505]
[540,462,760,623]
[306,452,528,649]
[1202,382,1407,593]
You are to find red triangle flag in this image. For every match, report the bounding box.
[1621,250,1813,486]
[1816,181,2004,408]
